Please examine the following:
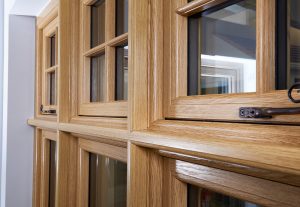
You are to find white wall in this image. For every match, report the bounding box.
[5,15,35,207]
[0,0,4,204]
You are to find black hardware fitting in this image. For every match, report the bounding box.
[240,83,300,119]
[288,83,300,103]
[40,105,56,115]
[239,107,300,119]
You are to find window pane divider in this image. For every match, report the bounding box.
[107,33,128,47]
[45,65,58,73]
[176,0,228,16]
[83,0,99,6]
[84,42,106,57]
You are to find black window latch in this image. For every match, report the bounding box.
[40,105,56,115]
[239,83,300,119]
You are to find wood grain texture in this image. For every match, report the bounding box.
[128,0,149,130]
[77,148,89,207]
[256,0,276,93]
[149,0,164,123]
[172,160,300,207]
[58,0,72,123]
[127,143,164,207]
[37,0,59,29]
[32,129,42,207]
[163,158,187,207]
[163,0,297,123]
[176,0,228,16]
[159,150,300,187]
[56,132,78,207]
[29,118,300,180]
[78,138,127,162]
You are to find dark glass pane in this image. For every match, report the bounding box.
[188,185,261,207]
[50,35,56,67]
[89,153,127,207]
[276,0,300,89]
[116,0,128,36]
[49,141,57,207]
[91,0,106,48]
[90,54,106,102]
[188,0,256,96]
[48,71,56,105]
[115,44,128,101]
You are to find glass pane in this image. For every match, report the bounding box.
[47,71,56,105]
[188,185,261,207]
[116,0,128,36]
[276,0,300,89]
[49,141,57,207]
[89,153,127,207]
[90,54,106,102]
[91,0,106,48]
[188,0,256,96]
[50,35,56,67]
[115,44,128,101]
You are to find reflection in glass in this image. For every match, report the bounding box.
[48,71,56,105]
[188,185,261,207]
[90,54,106,102]
[89,153,127,207]
[50,34,56,67]
[91,0,106,48]
[188,0,256,96]
[276,0,300,89]
[115,44,128,101]
[49,141,57,207]
[116,0,128,36]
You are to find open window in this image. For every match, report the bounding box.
[79,0,129,117]
[41,17,58,115]
[77,138,127,206]
[164,0,300,124]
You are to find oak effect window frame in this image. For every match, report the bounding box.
[163,0,300,124]
[40,130,58,207]
[77,138,127,206]
[78,0,128,117]
[163,158,300,207]
[36,11,59,119]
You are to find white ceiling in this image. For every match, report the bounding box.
[10,0,50,16]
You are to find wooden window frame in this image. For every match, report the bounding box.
[163,158,300,207]
[36,9,59,120]
[42,17,58,112]
[40,130,58,207]
[77,138,127,206]
[78,0,128,117]
[163,0,300,123]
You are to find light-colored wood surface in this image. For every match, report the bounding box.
[77,138,127,207]
[128,0,149,130]
[159,150,300,187]
[128,143,164,207]
[56,132,78,207]
[78,138,127,162]
[30,0,300,207]
[172,159,300,207]
[78,0,128,118]
[163,0,300,123]
[32,129,42,207]
[28,118,300,178]
[163,158,187,207]
[176,0,227,16]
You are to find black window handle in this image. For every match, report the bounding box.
[240,83,300,119]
